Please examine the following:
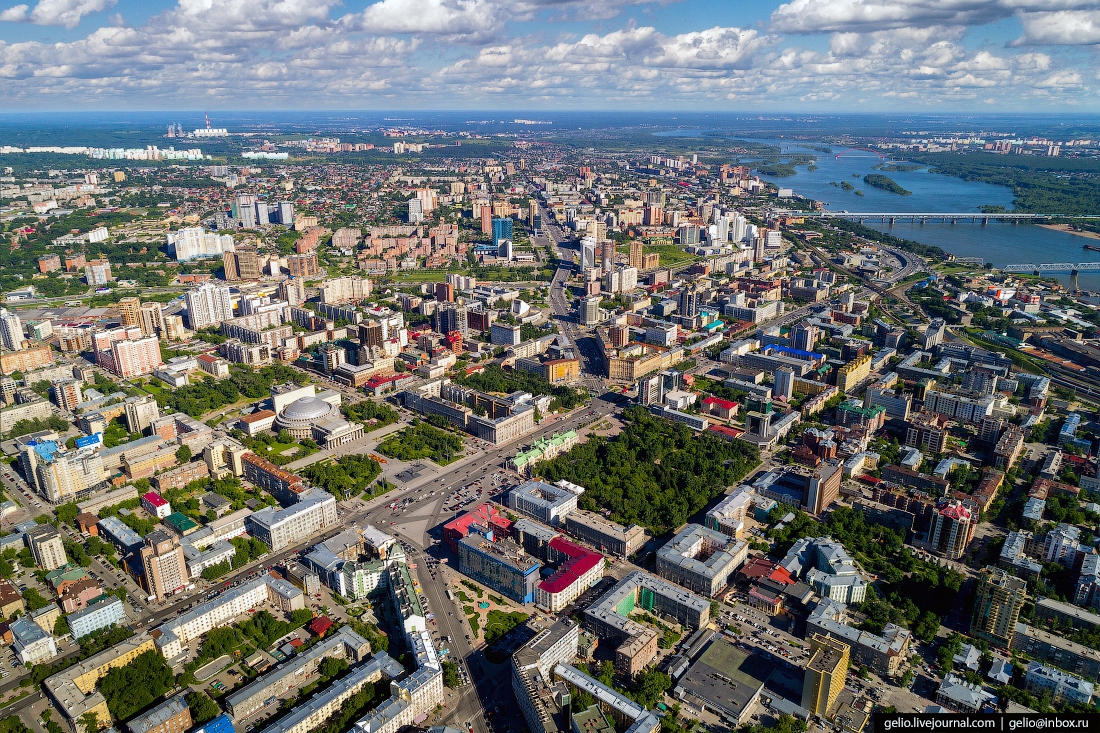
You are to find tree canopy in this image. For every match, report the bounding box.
[536,407,760,534]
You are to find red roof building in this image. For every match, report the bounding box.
[535,537,604,613]
[308,616,333,638]
[443,502,513,552]
[701,396,739,420]
[707,425,745,441]
[738,557,777,583]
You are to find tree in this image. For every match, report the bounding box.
[176,445,192,463]
[99,651,174,720]
[319,656,349,679]
[441,660,461,688]
[56,502,79,526]
[54,615,69,636]
[22,588,49,611]
[185,692,221,726]
[79,713,98,733]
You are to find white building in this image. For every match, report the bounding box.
[246,489,338,552]
[168,227,235,262]
[11,617,57,664]
[185,282,234,330]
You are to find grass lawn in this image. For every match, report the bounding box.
[483,610,528,646]
[389,271,450,282]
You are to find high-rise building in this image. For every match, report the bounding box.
[185,283,233,330]
[628,240,644,269]
[802,633,850,717]
[0,309,24,352]
[930,501,975,560]
[26,525,67,571]
[102,336,163,379]
[273,278,304,309]
[774,367,795,401]
[791,324,819,352]
[923,318,946,350]
[50,380,83,412]
[140,530,188,601]
[971,566,1027,648]
[125,394,161,433]
[236,195,258,228]
[803,463,842,515]
[286,252,321,278]
[435,282,454,303]
[117,297,141,328]
[407,197,424,223]
[434,304,468,338]
[579,295,601,326]
[601,241,616,272]
[278,202,295,226]
[492,218,514,246]
[223,245,261,282]
[137,302,164,338]
[678,286,701,318]
[479,204,492,234]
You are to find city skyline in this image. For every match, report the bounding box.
[0,0,1097,110]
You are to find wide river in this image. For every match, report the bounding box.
[659,132,1098,289]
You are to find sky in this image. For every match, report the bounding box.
[1,0,1099,111]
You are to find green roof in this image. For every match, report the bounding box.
[163,512,199,534]
[45,564,88,590]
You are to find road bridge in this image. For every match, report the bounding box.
[786,212,1100,225]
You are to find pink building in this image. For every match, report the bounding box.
[100,336,163,378]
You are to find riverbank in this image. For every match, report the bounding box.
[1038,223,1100,241]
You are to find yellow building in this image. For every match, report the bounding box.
[836,353,871,394]
[45,633,157,725]
[802,633,851,718]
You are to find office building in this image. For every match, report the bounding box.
[791,324,819,352]
[579,295,601,326]
[140,530,188,601]
[246,489,338,551]
[535,537,604,613]
[492,218,514,247]
[458,535,540,603]
[565,509,646,557]
[656,524,747,597]
[67,596,126,640]
[802,633,850,717]
[511,620,582,733]
[704,488,752,539]
[971,566,1027,648]
[774,367,795,401]
[508,481,580,526]
[803,463,843,516]
[185,282,233,330]
[27,524,68,571]
[584,571,710,676]
[11,616,57,664]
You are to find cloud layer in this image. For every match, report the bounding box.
[0,0,1097,108]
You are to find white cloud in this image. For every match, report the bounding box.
[0,0,115,27]
[351,0,499,39]
[1014,10,1100,45]
[771,0,1099,33]
[0,5,28,21]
